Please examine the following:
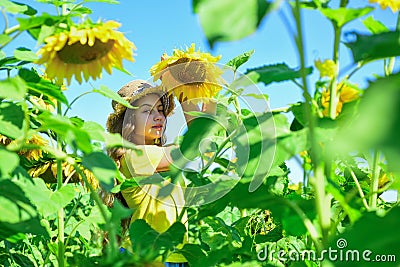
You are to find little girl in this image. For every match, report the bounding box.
[106,79,215,267]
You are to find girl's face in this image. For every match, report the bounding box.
[124,93,166,145]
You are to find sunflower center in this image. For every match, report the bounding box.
[169,58,206,84]
[57,39,115,64]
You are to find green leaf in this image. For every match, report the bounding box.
[93,85,134,109]
[170,115,227,175]
[0,148,19,176]
[273,128,310,166]
[129,220,186,261]
[19,68,69,105]
[243,63,313,86]
[346,31,400,62]
[332,74,400,172]
[321,7,373,28]
[0,180,48,241]
[330,207,400,266]
[226,49,254,71]
[82,152,117,191]
[0,101,25,139]
[15,178,76,218]
[0,76,27,100]
[0,0,27,14]
[362,16,389,34]
[37,24,56,45]
[14,47,38,62]
[179,244,208,267]
[108,200,131,237]
[37,112,93,154]
[196,0,273,48]
[233,112,276,191]
[17,13,62,31]
[0,34,12,46]
[81,121,106,141]
[0,56,19,68]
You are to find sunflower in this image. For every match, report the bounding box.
[29,161,99,189]
[19,134,48,161]
[369,0,400,12]
[150,43,223,104]
[36,20,136,85]
[321,81,361,117]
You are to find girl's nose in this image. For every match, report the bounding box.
[154,110,165,122]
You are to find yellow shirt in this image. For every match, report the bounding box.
[120,145,187,263]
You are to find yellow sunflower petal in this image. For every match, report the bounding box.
[36,20,136,85]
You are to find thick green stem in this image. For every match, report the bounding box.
[292,0,330,250]
[56,101,65,267]
[329,24,342,120]
[329,0,348,119]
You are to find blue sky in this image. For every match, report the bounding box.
[2,1,399,198]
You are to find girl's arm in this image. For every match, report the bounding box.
[154,98,217,172]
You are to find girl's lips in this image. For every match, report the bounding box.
[152,126,163,130]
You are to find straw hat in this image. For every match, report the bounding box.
[106,79,175,134]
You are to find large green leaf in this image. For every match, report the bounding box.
[19,68,69,105]
[329,207,400,266]
[196,0,273,48]
[0,101,25,139]
[332,74,400,172]
[179,244,208,267]
[15,178,75,218]
[0,76,27,100]
[17,13,62,31]
[0,148,19,176]
[242,63,313,87]
[232,112,276,192]
[129,219,186,261]
[346,31,400,62]
[321,7,373,28]
[170,114,227,175]
[37,112,93,154]
[200,217,240,251]
[82,152,118,191]
[0,180,48,241]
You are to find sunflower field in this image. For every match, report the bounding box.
[1,0,400,267]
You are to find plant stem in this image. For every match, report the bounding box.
[56,100,65,267]
[314,162,331,247]
[329,25,341,120]
[63,91,93,116]
[292,0,331,248]
[286,200,323,253]
[369,150,381,210]
[73,164,118,260]
[346,163,370,210]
